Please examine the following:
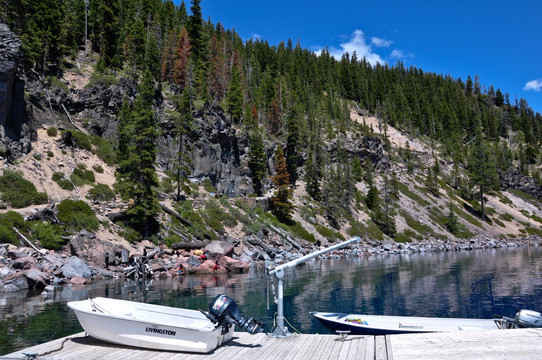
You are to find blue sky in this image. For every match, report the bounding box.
[184,1,542,114]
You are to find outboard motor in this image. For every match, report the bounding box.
[205,294,262,334]
[515,309,542,328]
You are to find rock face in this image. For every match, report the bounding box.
[0,24,33,157]
[156,102,253,196]
[500,169,542,201]
[68,230,126,268]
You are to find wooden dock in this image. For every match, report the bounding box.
[2,328,542,360]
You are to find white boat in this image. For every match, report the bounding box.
[68,295,262,353]
[313,309,542,335]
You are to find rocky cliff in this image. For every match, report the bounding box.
[0,24,33,158]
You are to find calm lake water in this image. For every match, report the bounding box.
[1,246,542,355]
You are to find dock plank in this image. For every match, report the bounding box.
[364,335,375,360]
[5,328,542,360]
[298,333,333,360]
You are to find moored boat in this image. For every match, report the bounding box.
[68,294,262,353]
[313,309,542,335]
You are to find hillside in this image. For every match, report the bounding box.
[1,50,541,254]
[1,1,542,261]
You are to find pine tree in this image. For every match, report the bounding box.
[227,66,243,122]
[187,0,207,82]
[286,105,301,186]
[115,70,160,235]
[248,128,266,196]
[468,133,500,220]
[172,29,191,90]
[270,145,294,223]
[171,86,193,201]
[446,199,460,235]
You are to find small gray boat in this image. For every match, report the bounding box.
[313,309,542,335]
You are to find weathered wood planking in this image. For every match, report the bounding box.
[4,328,541,360]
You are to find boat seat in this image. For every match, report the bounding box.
[399,322,423,329]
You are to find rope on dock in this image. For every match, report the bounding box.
[31,334,89,358]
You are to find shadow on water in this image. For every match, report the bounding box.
[1,246,542,354]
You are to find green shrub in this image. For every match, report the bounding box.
[45,76,69,93]
[288,222,316,243]
[33,154,42,161]
[400,210,434,236]
[395,231,416,243]
[31,221,65,250]
[92,164,104,173]
[70,164,95,186]
[47,127,58,137]
[499,213,514,222]
[52,172,75,191]
[119,226,140,243]
[90,135,115,165]
[86,72,118,88]
[396,181,430,207]
[88,183,116,201]
[61,129,92,151]
[315,224,345,241]
[47,151,54,158]
[57,199,99,231]
[203,178,216,193]
[0,170,48,208]
[159,176,174,194]
[175,200,217,240]
[0,211,26,244]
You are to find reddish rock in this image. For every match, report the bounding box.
[194,260,216,274]
[219,256,249,273]
[70,276,87,285]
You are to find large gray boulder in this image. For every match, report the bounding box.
[68,230,125,268]
[61,256,92,279]
[24,268,49,289]
[204,240,234,258]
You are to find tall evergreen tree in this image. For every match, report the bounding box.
[248,127,267,196]
[467,133,500,220]
[227,65,243,122]
[115,70,160,235]
[270,145,294,223]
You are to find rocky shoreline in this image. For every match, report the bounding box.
[1,233,541,294]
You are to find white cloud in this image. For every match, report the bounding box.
[371,37,393,47]
[251,33,263,41]
[314,30,384,66]
[390,49,404,59]
[524,79,542,92]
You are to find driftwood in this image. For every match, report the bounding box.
[160,203,192,227]
[13,227,41,252]
[23,203,59,224]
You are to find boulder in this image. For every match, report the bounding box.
[24,268,49,289]
[70,276,88,285]
[68,230,125,268]
[186,255,201,267]
[6,250,28,259]
[195,260,218,274]
[219,256,249,273]
[12,256,36,270]
[61,256,92,279]
[205,240,234,258]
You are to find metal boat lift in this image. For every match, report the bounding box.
[267,236,361,337]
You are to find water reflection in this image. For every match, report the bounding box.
[1,247,542,354]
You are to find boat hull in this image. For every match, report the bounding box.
[313,312,500,335]
[68,298,234,353]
